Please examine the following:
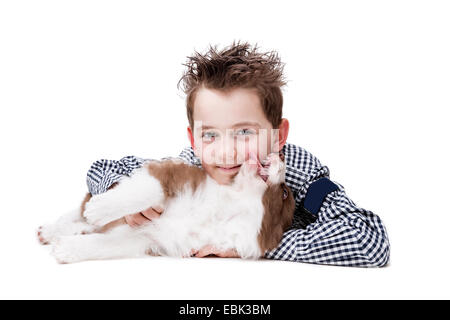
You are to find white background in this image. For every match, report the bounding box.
[0,0,449,299]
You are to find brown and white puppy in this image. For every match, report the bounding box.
[38,153,295,263]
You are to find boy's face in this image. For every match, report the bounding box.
[187,86,289,185]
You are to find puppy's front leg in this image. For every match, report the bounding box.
[83,165,165,226]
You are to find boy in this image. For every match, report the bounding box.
[87,41,390,267]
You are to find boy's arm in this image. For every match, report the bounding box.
[265,167,390,267]
[177,146,203,167]
[86,155,148,195]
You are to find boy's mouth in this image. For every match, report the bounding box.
[216,165,241,173]
[215,154,273,178]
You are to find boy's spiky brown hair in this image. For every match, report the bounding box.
[177,40,288,129]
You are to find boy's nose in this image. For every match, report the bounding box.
[217,141,237,165]
[220,149,237,165]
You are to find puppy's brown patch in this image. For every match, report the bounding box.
[147,160,207,199]
[258,183,295,252]
[96,217,127,233]
[80,193,92,217]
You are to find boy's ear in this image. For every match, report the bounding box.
[274,118,289,152]
[187,126,195,150]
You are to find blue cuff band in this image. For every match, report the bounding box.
[302,177,339,215]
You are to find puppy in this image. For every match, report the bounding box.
[38,153,295,263]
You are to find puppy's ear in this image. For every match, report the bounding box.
[280,183,295,231]
[258,183,295,253]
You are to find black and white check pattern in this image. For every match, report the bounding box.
[86,143,390,267]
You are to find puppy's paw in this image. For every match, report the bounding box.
[37,224,57,245]
[51,237,83,264]
[37,222,96,245]
[83,210,111,227]
[83,195,116,226]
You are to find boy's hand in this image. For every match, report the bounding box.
[191,245,240,258]
[124,206,164,227]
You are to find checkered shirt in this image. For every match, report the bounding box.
[86,142,390,267]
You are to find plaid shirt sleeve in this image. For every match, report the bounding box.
[86,156,149,195]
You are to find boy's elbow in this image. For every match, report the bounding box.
[86,159,109,195]
[346,209,390,267]
[358,231,390,267]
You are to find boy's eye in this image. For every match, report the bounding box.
[202,131,218,141]
[235,128,256,136]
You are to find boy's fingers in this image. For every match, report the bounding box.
[188,249,198,257]
[124,214,133,226]
[195,245,215,257]
[216,248,239,258]
[194,245,239,258]
[125,213,149,227]
[152,206,164,214]
[125,206,164,227]
[124,214,137,227]
[136,212,152,224]
[194,249,208,258]
[140,207,163,220]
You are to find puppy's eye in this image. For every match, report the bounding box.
[282,185,288,200]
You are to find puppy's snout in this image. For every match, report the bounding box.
[260,152,286,185]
